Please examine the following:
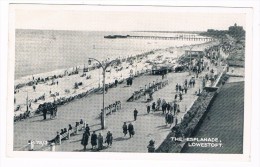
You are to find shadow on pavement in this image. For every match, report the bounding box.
[30,118,54,123]
[156,125,170,130]
[74,145,111,152]
[89,123,101,128]
[125,120,135,123]
[69,139,81,143]
[113,136,130,141]
[151,112,165,117]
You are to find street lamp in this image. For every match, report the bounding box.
[187,45,194,75]
[19,89,29,112]
[26,91,29,112]
[88,58,118,129]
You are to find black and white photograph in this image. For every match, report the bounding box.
[4,3,257,161]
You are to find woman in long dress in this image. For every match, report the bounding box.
[97,133,103,151]
[81,130,89,151]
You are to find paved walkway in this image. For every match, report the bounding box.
[14,70,206,152]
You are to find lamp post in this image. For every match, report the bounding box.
[20,89,29,112]
[26,91,29,112]
[88,58,118,129]
[187,45,194,75]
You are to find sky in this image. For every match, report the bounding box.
[13,5,247,32]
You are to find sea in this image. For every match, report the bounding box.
[15,29,208,79]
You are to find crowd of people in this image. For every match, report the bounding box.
[144,70,204,131]
[81,130,113,151]
[48,118,114,151]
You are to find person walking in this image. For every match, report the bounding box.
[165,112,169,125]
[167,102,171,113]
[177,104,181,114]
[192,79,195,87]
[42,108,47,120]
[184,85,188,94]
[189,80,192,87]
[85,124,90,136]
[105,131,113,147]
[168,113,174,126]
[157,98,161,110]
[152,102,156,112]
[134,108,138,121]
[128,123,134,138]
[147,104,151,114]
[97,133,103,151]
[122,122,128,137]
[173,102,177,115]
[178,85,182,92]
[115,79,118,87]
[91,131,97,150]
[162,102,167,114]
[174,94,178,100]
[179,93,183,101]
[81,130,89,151]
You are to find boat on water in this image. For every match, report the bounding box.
[104,35,130,39]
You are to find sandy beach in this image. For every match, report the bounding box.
[14,39,219,118]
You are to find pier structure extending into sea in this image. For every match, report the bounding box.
[128,35,213,41]
[104,34,213,42]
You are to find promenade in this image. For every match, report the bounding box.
[14,69,208,152]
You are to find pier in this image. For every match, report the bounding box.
[105,34,213,42]
[128,35,213,41]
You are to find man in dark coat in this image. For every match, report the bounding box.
[81,130,89,151]
[134,108,138,121]
[42,108,47,120]
[122,122,128,136]
[115,79,118,87]
[179,93,183,101]
[174,94,178,100]
[105,131,113,147]
[130,78,133,86]
[184,86,188,94]
[178,85,182,92]
[85,124,90,136]
[128,123,134,138]
[91,131,97,150]
[152,102,156,111]
[147,104,151,114]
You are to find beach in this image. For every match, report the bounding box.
[14,30,218,117]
